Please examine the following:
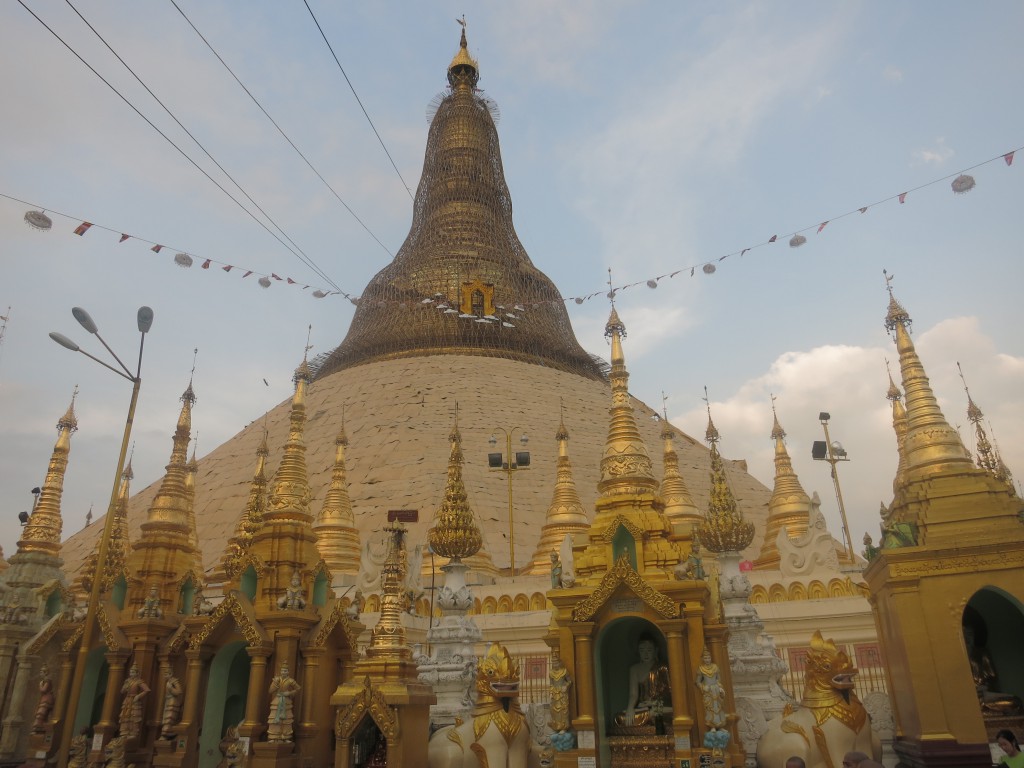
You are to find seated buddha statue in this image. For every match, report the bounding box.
[614,635,672,728]
[963,623,1022,715]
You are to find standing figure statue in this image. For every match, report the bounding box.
[32,665,56,732]
[277,571,306,610]
[267,663,301,742]
[696,647,729,749]
[119,664,151,740]
[161,670,184,738]
[550,551,562,590]
[677,540,706,580]
[548,653,572,732]
[615,634,672,727]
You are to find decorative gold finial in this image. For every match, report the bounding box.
[753,397,810,568]
[659,392,701,532]
[448,20,478,88]
[313,416,360,576]
[703,387,720,445]
[883,269,911,334]
[957,361,1005,482]
[885,359,902,402]
[221,433,270,579]
[428,411,483,561]
[696,397,754,554]
[367,523,411,659]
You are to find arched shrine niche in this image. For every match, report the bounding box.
[595,617,669,735]
[962,588,1024,724]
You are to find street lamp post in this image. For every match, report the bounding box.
[487,428,529,575]
[811,411,855,562]
[50,306,152,765]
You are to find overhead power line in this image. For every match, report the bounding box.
[17,0,342,293]
[168,0,393,258]
[302,0,415,202]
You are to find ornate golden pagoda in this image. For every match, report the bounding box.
[752,402,809,569]
[695,404,754,554]
[865,280,1024,768]
[313,420,361,577]
[332,524,435,768]
[248,357,324,604]
[215,431,269,582]
[16,390,77,558]
[74,461,133,598]
[314,27,602,382]
[659,404,701,537]
[123,381,201,616]
[523,412,590,574]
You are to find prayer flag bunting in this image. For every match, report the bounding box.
[151,244,164,253]
[898,192,907,204]
[73,222,92,236]
[222,265,233,272]
[119,234,130,243]
[1005,151,1015,166]
[201,259,211,269]
[768,235,777,242]
[817,221,829,233]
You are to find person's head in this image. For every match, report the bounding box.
[997,729,1020,755]
[842,752,869,768]
[785,757,806,768]
[637,634,658,663]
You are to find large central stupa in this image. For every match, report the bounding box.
[59,30,775,588]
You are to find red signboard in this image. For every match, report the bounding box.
[387,509,418,523]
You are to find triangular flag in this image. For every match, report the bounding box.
[669,270,681,278]
[817,221,829,234]
[201,259,211,269]
[242,270,253,278]
[768,234,777,243]
[286,277,296,285]
[222,265,233,273]
[271,273,283,281]
[119,233,130,243]
[690,267,695,276]
[740,248,749,257]
[73,222,92,236]
[1005,151,1015,166]
[718,255,728,262]
[898,192,907,204]
[859,207,868,214]
[151,244,163,253]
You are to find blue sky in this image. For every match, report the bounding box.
[1,2,1021,559]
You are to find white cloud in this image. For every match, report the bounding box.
[882,65,903,83]
[912,138,954,165]
[668,316,1023,554]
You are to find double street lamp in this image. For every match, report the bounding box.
[488,429,529,575]
[50,306,153,763]
[811,411,855,562]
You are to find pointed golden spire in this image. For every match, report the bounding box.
[74,459,133,599]
[314,413,361,575]
[886,360,909,492]
[524,406,590,573]
[265,357,314,520]
[696,393,754,553]
[428,407,483,562]
[219,431,270,581]
[184,435,205,578]
[367,524,411,660]
[658,395,701,534]
[126,380,201,612]
[753,397,810,569]
[883,272,973,481]
[957,362,998,473]
[17,388,78,557]
[598,307,659,497]
[448,19,479,89]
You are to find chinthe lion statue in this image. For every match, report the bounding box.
[428,642,543,768]
[757,631,880,768]
[104,735,132,768]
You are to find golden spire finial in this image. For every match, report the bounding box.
[882,276,973,482]
[885,359,902,402]
[428,410,483,561]
[525,412,589,572]
[885,360,909,493]
[703,387,720,445]
[696,396,754,553]
[313,416,360,576]
[367,523,411,659]
[448,18,479,88]
[598,306,658,496]
[220,433,271,580]
[957,361,1005,481]
[184,433,203,577]
[17,389,79,557]
[659,392,701,533]
[267,350,314,519]
[753,397,810,568]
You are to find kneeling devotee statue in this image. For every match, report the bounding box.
[615,634,672,728]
